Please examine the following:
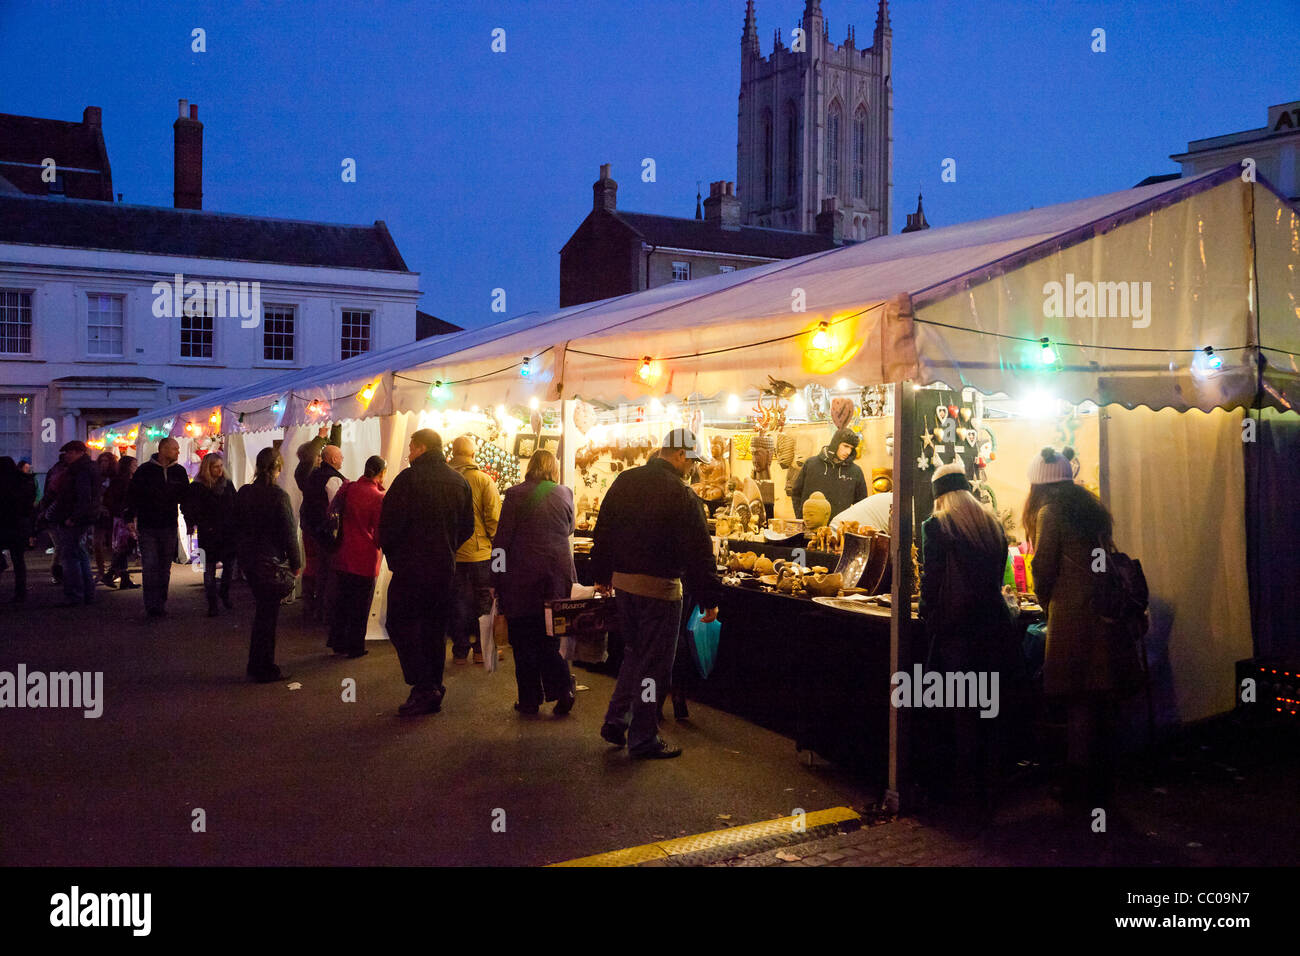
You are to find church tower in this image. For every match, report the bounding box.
[737,0,893,239]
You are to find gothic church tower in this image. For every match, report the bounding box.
[737,0,893,239]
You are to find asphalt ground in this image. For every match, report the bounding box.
[0,553,877,866]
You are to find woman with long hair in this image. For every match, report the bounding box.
[92,452,119,585]
[1021,446,1130,806]
[188,452,239,616]
[235,447,301,682]
[918,458,1016,813]
[492,449,577,716]
[103,455,138,589]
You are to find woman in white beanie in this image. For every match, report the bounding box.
[1021,446,1132,807]
[918,457,1016,815]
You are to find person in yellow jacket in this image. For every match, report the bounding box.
[448,435,502,663]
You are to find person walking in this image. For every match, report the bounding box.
[92,452,118,585]
[187,452,239,616]
[235,447,302,682]
[1021,447,1134,807]
[378,429,474,717]
[126,437,190,618]
[591,429,721,759]
[35,451,70,587]
[328,455,387,658]
[918,459,1018,814]
[791,427,869,519]
[302,444,346,643]
[294,427,329,620]
[447,435,502,665]
[492,449,577,716]
[47,441,99,607]
[103,455,138,589]
[0,456,37,603]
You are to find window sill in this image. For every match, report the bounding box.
[0,355,43,362]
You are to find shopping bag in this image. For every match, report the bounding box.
[687,605,721,679]
[480,605,497,674]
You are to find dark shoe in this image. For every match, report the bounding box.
[249,667,283,683]
[673,698,690,720]
[398,688,442,717]
[514,701,539,715]
[554,675,577,716]
[347,649,368,659]
[631,738,683,759]
[100,573,117,588]
[146,607,166,618]
[119,578,139,590]
[600,722,627,747]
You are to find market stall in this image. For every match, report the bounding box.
[93,165,1300,799]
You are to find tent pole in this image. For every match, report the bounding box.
[885,378,917,813]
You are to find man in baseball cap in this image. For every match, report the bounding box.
[660,427,712,465]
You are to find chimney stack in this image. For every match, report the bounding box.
[83,106,102,128]
[703,180,741,230]
[173,98,203,210]
[593,163,617,212]
[815,197,843,243]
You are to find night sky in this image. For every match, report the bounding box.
[1,0,1294,328]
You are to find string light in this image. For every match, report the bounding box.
[428,381,448,402]
[836,378,851,391]
[271,400,284,415]
[529,396,540,410]
[519,357,532,378]
[209,411,221,427]
[185,421,201,436]
[812,321,831,351]
[726,394,741,415]
[1038,337,1057,365]
[359,382,377,403]
[637,357,653,382]
[1201,346,1223,370]
[307,399,326,416]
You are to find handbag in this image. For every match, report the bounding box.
[251,554,297,599]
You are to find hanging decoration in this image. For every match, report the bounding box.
[468,440,520,491]
[572,401,595,435]
[831,396,855,430]
[804,384,830,421]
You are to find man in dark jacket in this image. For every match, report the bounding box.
[378,429,474,716]
[126,437,190,618]
[47,441,99,606]
[0,456,37,602]
[294,426,330,619]
[791,427,869,519]
[591,429,721,759]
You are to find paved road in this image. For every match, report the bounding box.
[0,557,876,866]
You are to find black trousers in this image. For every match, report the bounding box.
[386,609,449,696]
[330,572,376,655]
[203,548,236,603]
[1,538,26,598]
[247,582,283,677]
[508,613,572,708]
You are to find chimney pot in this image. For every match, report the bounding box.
[593,164,617,212]
[704,180,742,229]
[178,98,188,119]
[599,163,610,179]
[190,104,198,120]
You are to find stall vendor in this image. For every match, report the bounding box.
[791,427,869,519]
[830,491,893,533]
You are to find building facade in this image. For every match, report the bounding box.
[1170,99,1300,202]
[559,165,846,308]
[0,101,419,472]
[737,0,893,239]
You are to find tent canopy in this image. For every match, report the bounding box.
[94,164,1299,442]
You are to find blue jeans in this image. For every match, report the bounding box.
[138,525,178,613]
[55,524,94,603]
[604,591,683,752]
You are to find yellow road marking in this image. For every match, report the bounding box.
[548,806,861,867]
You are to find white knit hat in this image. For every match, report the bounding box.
[931,456,966,484]
[1027,446,1079,484]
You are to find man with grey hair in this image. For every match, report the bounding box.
[591,429,721,759]
[303,444,346,641]
[126,437,190,618]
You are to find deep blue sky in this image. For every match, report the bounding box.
[2,1,1295,329]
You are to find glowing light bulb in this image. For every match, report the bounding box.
[638,357,653,381]
[496,404,507,420]
[812,321,831,351]
[1038,337,1057,365]
[790,393,807,418]
[726,394,740,415]
[520,357,532,378]
[359,383,376,403]
[650,398,664,416]
[471,405,480,414]
[837,378,851,392]
[1203,346,1222,370]
[529,396,540,410]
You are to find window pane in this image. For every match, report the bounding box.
[86,294,123,356]
[0,394,34,461]
[341,310,372,360]
[0,289,33,355]
[263,306,295,362]
[180,307,214,359]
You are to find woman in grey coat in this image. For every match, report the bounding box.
[492,450,577,715]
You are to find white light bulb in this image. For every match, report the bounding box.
[650,398,664,416]
[529,396,540,410]
[837,378,851,392]
[726,394,740,415]
[496,404,506,420]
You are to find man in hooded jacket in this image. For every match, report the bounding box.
[790,427,869,519]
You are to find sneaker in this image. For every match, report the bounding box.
[600,722,626,747]
[631,738,683,760]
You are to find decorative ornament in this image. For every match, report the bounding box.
[804,384,831,421]
[831,397,855,430]
[573,401,595,435]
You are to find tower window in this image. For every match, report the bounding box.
[763,114,774,205]
[785,105,797,199]
[826,105,842,197]
[853,112,866,199]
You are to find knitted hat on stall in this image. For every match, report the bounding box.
[931,457,970,498]
[1027,446,1079,484]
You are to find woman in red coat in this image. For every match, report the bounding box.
[329,455,387,658]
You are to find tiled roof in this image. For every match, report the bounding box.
[0,194,410,271]
[0,111,113,201]
[613,210,846,259]
[416,310,462,338]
